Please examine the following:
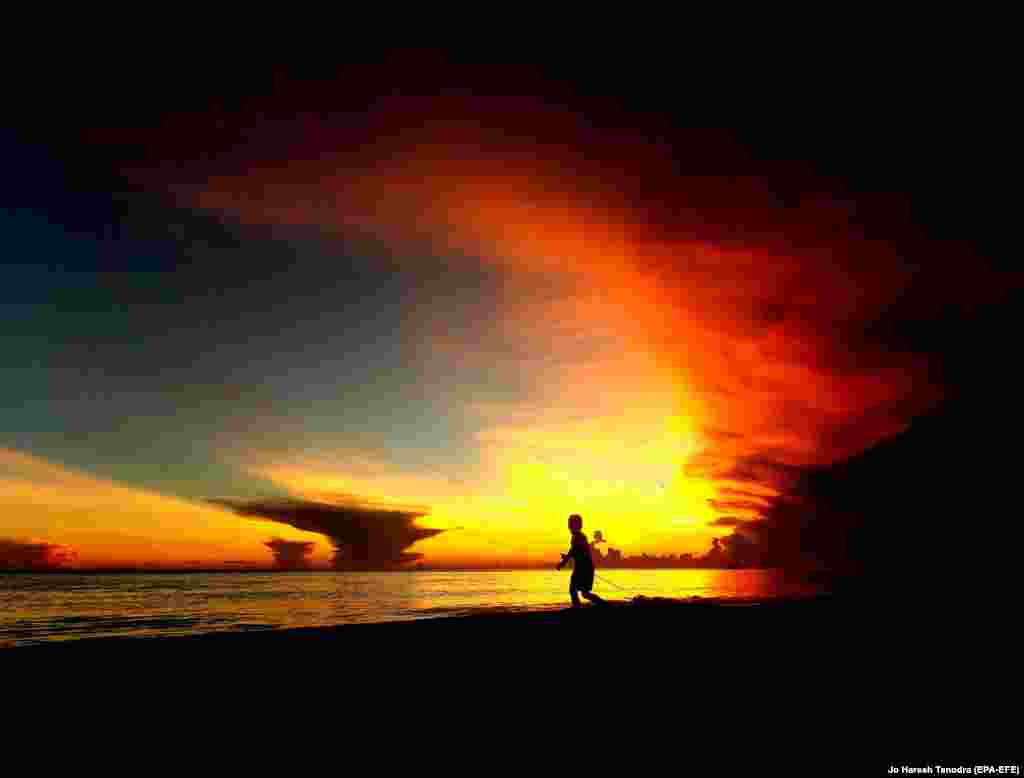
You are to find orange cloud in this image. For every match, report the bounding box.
[173,100,944,556]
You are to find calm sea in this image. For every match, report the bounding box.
[0,568,823,647]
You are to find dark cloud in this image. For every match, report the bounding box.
[708,499,772,515]
[709,517,752,528]
[0,538,77,569]
[215,498,443,570]
[264,538,316,569]
[717,456,805,491]
[716,487,775,502]
[716,532,765,568]
[702,395,1016,595]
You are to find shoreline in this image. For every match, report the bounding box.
[4,592,843,652]
[0,565,791,574]
[7,590,1005,659]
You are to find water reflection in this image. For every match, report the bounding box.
[0,569,822,647]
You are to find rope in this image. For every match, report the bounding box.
[594,571,630,592]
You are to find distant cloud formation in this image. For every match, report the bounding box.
[0,538,77,569]
[0,448,325,569]
[264,538,316,569]
[695,396,1014,587]
[216,498,443,570]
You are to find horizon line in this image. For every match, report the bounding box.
[0,563,763,574]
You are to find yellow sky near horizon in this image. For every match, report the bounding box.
[250,352,723,565]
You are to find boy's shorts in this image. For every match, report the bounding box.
[570,568,594,592]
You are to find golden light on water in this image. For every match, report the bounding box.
[0,568,822,645]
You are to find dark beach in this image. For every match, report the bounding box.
[8,592,1017,769]
[9,593,1003,685]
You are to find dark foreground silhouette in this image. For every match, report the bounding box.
[8,593,1008,679]
[7,593,1017,765]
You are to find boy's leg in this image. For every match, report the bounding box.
[569,581,581,607]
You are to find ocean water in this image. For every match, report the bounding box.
[0,568,823,647]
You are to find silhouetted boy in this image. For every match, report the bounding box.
[557,514,606,608]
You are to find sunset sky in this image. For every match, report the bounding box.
[2,55,1012,569]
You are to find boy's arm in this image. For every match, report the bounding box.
[556,548,572,569]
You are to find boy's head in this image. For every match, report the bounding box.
[568,514,583,532]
